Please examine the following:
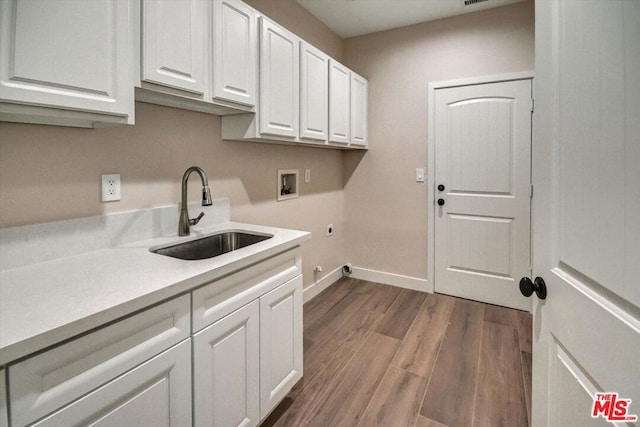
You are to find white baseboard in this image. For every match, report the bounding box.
[350,267,429,292]
[303,265,431,303]
[302,265,344,303]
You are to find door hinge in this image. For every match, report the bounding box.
[530,98,535,113]
[530,184,534,198]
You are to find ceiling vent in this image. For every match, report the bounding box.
[463,0,490,5]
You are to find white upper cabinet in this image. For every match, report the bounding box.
[142,0,207,97]
[328,59,351,145]
[350,71,368,148]
[259,17,300,139]
[328,61,369,148]
[299,42,329,143]
[0,0,134,127]
[138,0,256,114]
[204,6,369,150]
[211,0,257,106]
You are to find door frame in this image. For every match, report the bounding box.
[426,71,534,296]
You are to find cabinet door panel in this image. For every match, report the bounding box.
[142,0,207,96]
[0,0,133,117]
[259,17,299,138]
[299,42,329,142]
[350,72,368,147]
[212,0,256,106]
[9,295,190,427]
[328,60,350,145]
[259,275,303,418]
[194,300,260,427]
[31,340,191,427]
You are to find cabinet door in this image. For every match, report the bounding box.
[212,0,257,107]
[193,300,260,427]
[259,17,299,138]
[259,275,303,419]
[142,0,207,96]
[9,295,190,427]
[29,341,191,427]
[0,0,133,121]
[350,72,368,148]
[328,60,351,145]
[299,42,329,143]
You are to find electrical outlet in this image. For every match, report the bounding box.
[101,174,121,202]
[326,224,334,237]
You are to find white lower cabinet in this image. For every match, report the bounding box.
[5,250,304,427]
[259,275,303,419]
[193,276,303,426]
[193,300,260,427]
[192,249,304,425]
[8,295,191,427]
[31,340,191,427]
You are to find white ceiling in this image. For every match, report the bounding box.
[296,0,527,38]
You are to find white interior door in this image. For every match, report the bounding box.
[434,79,532,311]
[532,1,640,426]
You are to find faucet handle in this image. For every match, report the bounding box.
[189,212,205,226]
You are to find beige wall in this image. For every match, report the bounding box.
[0,1,534,292]
[0,0,345,290]
[0,103,346,288]
[342,1,535,283]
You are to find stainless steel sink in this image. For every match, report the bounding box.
[151,231,273,260]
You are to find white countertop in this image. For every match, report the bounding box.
[0,221,310,366]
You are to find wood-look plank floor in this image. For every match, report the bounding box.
[261,278,532,427]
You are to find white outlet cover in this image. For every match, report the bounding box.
[101,174,121,202]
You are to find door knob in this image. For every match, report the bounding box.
[438,184,445,191]
[519,276,547,300]
[437,198,445,206]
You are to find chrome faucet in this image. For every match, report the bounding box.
[178,166,213,236]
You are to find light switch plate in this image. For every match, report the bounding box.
[416,168,425,182]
